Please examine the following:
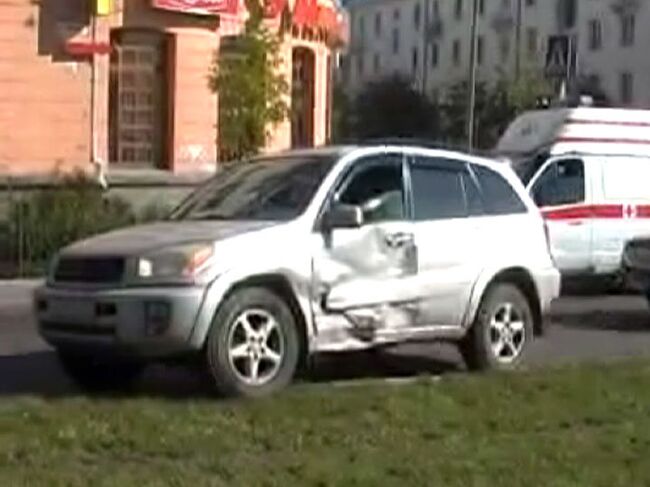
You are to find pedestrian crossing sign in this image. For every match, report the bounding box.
[545,35,571,78]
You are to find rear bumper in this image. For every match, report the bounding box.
[34,284,207,359]
[532,267,561,336]
[534,266,562,314]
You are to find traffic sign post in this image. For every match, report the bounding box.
[544,35,577,103]
[545,35,571,79]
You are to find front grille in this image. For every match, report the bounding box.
[54,257,125,284]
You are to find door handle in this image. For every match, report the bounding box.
[385,232,414,248]
[567,220,585,226]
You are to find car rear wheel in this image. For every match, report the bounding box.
[461,283,533,371]
[57,350,145,392]
[205,287,300,398]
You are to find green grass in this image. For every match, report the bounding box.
[2,360,650,486]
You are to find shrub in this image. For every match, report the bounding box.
[137,200,172,223]
[6,171,135,275]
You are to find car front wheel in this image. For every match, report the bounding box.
[461,283,534,371]
[205,287,300,398]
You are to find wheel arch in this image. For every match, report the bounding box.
[468,267,543,336]
[196,272,311,368]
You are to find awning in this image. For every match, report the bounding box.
[292,0,319,26]
[292,0,345,41]
[151,0,238,16]
[316,5,338,32]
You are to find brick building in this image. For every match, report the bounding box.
[0,0,345,178]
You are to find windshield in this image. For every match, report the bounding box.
[170,154,338,222]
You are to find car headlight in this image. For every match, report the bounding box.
[135,243,215,284]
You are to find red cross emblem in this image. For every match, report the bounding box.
[624,204,637,219]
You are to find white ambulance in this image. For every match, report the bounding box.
[496,107,650,281]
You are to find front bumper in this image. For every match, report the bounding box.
[34,284,208,358]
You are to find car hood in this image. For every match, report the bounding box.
[60,220,280,257]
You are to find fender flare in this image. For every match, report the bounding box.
[462,265,541,331]
[188,269,314,351]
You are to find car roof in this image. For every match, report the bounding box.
[252,146,357,161]
[250,142,504,173]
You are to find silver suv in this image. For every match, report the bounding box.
[34,145,560,397]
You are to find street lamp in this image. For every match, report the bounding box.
[515,0,522,80]
[466,0,479,150]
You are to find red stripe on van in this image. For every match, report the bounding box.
[636,205,650,218]
[543,204,622,220]
[556,136,650,145]
[567,119,650,128]
[542,204,650,220]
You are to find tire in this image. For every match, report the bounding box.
[461,283,534,371]
[205,287,300,398]
[57,350,145,392]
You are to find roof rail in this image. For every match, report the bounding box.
[339,136,494,155]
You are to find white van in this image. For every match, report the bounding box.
[496,107,650,280]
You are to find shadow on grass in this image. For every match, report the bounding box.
[0,346,462,399]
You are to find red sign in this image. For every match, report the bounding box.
[65,40,113,56]
[152,0,237,15]
[292,0,318,26]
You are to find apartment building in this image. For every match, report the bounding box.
[341,0,650,108]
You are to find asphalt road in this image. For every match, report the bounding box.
[1,280,650,397]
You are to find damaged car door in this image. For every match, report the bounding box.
[312,152,421,342]
[407,155,483,327]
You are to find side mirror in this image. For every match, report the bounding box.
[323,203,363,230]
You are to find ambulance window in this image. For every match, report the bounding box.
[532,159,585,207]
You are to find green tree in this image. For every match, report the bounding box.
[349,75,440,140]
[505,68,553,113]
[440,80,509,149]
[441,72,551,149]
[330,81,352,143]
[209,1,289,161]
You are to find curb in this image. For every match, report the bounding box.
[0,279,43,287]
[298,375,442,391]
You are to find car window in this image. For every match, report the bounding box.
[532,158,585,208]
[461,171,484,216]
[171,154,337,221]
[337,155,405,224]
[472,164,527,215]
[410,158,468,221]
